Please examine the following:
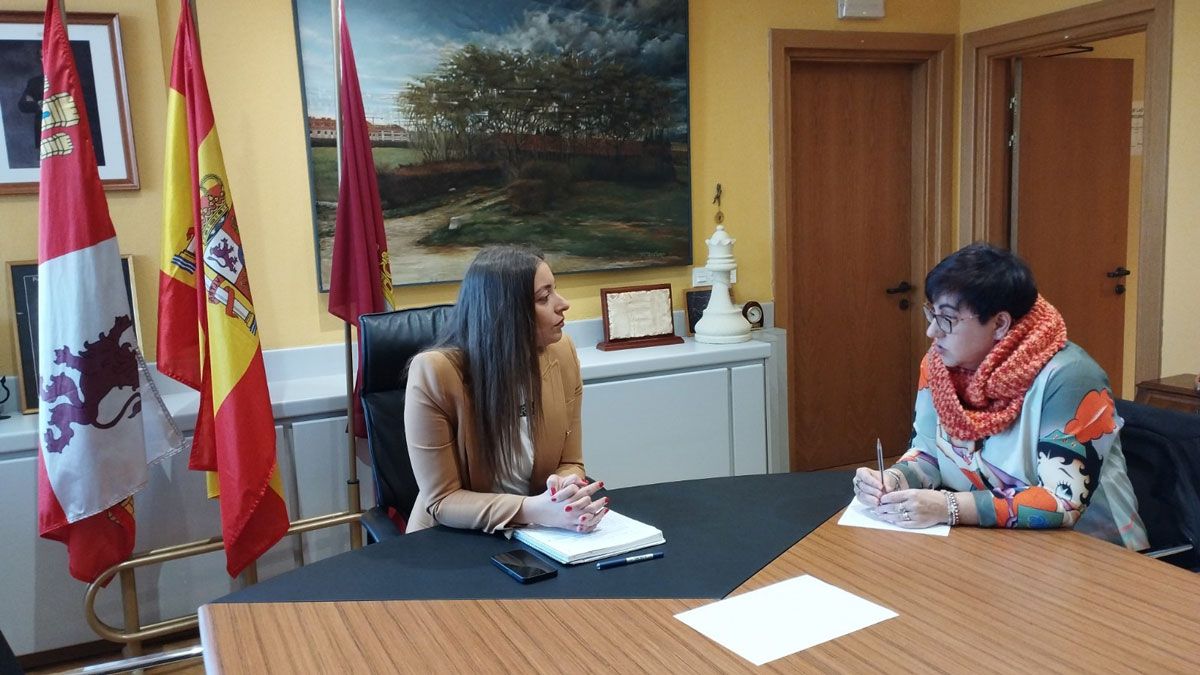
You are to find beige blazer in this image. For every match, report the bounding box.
[403,334,585,533]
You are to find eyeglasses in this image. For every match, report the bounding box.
[922,303,977,334]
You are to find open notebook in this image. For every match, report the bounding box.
[513,510,665,565]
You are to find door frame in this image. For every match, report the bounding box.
[960,0,1173,385]
[769,30,955,469]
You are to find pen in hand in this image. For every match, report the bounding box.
[596,551,663,571]
[876,437,887,497]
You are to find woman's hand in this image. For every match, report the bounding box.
[520,474,610,532]
[873,489,946,528]
[852,467,900,506]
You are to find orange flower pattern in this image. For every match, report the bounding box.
[1064,388,1117,443]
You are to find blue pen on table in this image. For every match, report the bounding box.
[596,551,664,571]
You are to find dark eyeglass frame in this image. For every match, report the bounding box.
[922,303,978,334]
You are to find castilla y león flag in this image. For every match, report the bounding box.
[328,1,395,439]
[36,0,185,584]
[158,0,288,577]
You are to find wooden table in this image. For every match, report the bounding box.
[199,513,1200,673]
[1135,373,1200,414]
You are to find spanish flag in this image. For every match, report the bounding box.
[158,0,288,577]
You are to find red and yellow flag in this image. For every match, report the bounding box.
[158,0,287,577]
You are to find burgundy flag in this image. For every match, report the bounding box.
[327,1,394,438]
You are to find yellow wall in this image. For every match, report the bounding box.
[2,0,1195,382]
[0,0,957,375]
[960,0,1095,33]
[1162,1,1200,377]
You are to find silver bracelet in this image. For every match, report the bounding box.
[942,490,960,526]
[884,467,903,491]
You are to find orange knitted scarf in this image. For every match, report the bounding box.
[924,295,1067,441]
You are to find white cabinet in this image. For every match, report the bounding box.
[583,368,732,488]
[0,426,298,655]
[581,359,768,489]
[0,452,127,655]
[289,416,375,565]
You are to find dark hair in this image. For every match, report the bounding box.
[924,242,1038,322]
[1037,439,1102,506]
[436,245,546,475]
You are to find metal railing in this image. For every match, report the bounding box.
[83,510,362,656]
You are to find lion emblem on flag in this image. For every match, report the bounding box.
[39,314,141,454]
[198,173,258,335]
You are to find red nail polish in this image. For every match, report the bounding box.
[550,486,557,496]
[579,516,586,523]
[565,505,573,512]
[598,481,605,488]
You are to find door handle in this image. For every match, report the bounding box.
[885,281,914,294]
[1106,266,1131,278]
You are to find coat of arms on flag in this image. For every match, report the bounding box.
[158,0,289,578]
[36,0,185,584]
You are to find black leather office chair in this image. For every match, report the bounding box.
[1,625,23,675]
[1116,399,1200,571]
[358,304,455,543]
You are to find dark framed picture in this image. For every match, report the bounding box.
[6,256,138,413]
[596,283,683,351]
[684,285,713,336]
[0,11,138,194]
[292,0,691,289]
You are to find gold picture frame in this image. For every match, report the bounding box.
[6,255,139,413]
[0,11,139,194]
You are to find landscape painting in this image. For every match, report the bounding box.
[293,0,691,289]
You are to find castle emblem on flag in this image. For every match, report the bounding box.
[198,174,258,334]
[39,86,80,159]
[39,315,142,454]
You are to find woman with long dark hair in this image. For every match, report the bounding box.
[403,245,609,533]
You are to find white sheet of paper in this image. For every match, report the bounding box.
[674,575,897,666]
[837,497,950,536]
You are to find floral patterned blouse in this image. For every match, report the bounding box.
[891,342,1149,550]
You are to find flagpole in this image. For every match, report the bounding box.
[55,0,146,660]
[332,0,364,551]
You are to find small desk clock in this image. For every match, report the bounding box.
[742,301,764,329]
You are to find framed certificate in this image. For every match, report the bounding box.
[596,283,683,351]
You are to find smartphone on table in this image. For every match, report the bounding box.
[491,549,558,584]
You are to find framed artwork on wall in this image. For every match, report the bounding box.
[291,0,692,289]
[0,11,138,194]
[6,255,138,414]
